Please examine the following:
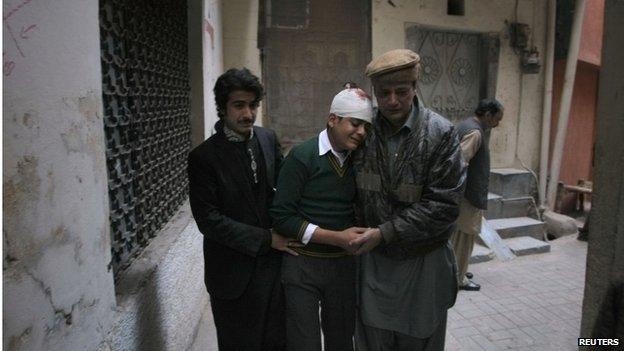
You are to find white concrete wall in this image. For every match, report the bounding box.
[203,0,225,136]
[222,0,264,125]
[372,0,547,169]
[2,1,116,350]
[107,205,209,351]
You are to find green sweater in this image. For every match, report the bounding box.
[270,136,356,257]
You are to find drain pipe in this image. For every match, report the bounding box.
[538,0,556,208]
[546,0,586,209]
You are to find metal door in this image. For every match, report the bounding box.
[261,0,371,150]
[406,25,499,123]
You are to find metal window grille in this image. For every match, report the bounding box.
[99,0,190,273]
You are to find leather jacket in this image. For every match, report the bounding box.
[353,101,466,259]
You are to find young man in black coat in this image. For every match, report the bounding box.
[188,68,297,350]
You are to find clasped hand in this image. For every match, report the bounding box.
[339,227,382,255]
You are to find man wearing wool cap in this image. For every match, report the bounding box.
[271,88,373,351]
[350,49,466,350]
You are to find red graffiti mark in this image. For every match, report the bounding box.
[20,24,37,39]
[3,0,34,21]
[4,22,26,58]
[3,52,16,76]
[2,1,39,77]
[204,19,215,50]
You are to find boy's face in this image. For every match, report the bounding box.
[327,115,369,152]
[223,90,258,136]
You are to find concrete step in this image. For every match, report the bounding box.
[486,217,546,240]
[485,196,538,219]
[469,244,494,264]
[471,236,550,265]
[505,236,551,256]
[489,168,536,199]
[485,193,503,219]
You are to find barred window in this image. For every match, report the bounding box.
[99,0,191,273]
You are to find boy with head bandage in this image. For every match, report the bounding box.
[270,88,372,351]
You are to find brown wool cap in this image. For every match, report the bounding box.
[365,49,421,78]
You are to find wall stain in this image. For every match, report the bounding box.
[7,326,32,351]
[77,93,101,123]
[45,168,55,203]
[3,155,40,263]
[51,225,69,242]
[61,122,85,154]
[74,239,84,266]
[22,112,36,128]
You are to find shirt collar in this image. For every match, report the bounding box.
[318,129,349,166]
[379,103,420,136]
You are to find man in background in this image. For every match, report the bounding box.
[452,99,504,291]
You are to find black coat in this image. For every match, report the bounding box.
[188,123,283,299]
[353,102,466,259]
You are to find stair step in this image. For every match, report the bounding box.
[486,217,545,240]
[486,193,503,219]
[486,196,538,219]
[505,236,551,256]
[489,168,535,199]
[469,244,494,264]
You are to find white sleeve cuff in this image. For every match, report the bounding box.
[301,223,318,245]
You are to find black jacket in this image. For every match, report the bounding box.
[188,122,283,299]
[353,102,466,259]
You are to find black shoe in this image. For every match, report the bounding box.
[465,272,473,279]
[459,280,481,291]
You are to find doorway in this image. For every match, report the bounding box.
[260,0,371,150]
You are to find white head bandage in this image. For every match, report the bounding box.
[329,88,373,124]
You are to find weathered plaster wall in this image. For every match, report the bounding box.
[203,0,225,137]
[2,1,116,350]
[580,0,624,339]
[372,0,547,169]
[222,0,264,126]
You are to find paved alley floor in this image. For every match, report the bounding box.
[191,235,587,350]
[446,235,587,350]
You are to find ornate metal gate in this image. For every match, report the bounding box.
[99,0,190,272]
[406,25,499,123]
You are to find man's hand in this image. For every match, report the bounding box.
[271,231,304,256]
[349,227,382,255]
[336,227,368,254]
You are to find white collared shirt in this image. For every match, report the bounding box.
[300,129,349,244]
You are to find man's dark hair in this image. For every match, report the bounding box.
[474,98,503,117]
[214,68,264,118]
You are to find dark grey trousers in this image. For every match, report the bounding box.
[355,312,448,351]
[210,254,285,351]
[282,254,356,351]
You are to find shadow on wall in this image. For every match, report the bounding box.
[125,267,167,351]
